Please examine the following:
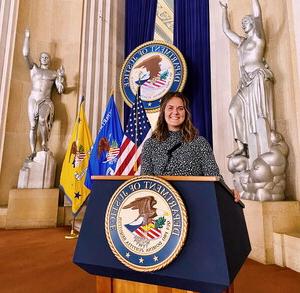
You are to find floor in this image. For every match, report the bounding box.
[0,227,300,293]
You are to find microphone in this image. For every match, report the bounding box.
[163,142,182,174]
[167,142,182,156]
[162,142,182,175]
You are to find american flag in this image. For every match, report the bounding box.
[133,223,162,240]
[143,77,167,89]
[114,93,152,175]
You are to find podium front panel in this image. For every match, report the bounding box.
[74,178,250,293]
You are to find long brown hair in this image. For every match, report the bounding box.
[152,92,198,142]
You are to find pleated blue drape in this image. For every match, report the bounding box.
[174,0,212,145]
[124,0,157,126]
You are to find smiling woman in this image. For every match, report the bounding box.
[141,92,222,177]
[164,96,185,131]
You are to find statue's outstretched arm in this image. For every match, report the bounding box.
[252,0,264,39]
[252,0,262,18]
[22,29,34,69]
[55,65,65,94]
[219,1,242,46]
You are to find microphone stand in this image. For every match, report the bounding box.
[162,143,182,174]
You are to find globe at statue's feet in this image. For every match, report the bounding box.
[227,148,247,158]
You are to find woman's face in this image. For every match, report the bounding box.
[164,96,186,131]
[241,16,253,33]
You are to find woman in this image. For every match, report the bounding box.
[141,92,222,177]
[142,92,238,293]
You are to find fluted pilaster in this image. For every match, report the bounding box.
[0,0,19,172]
[79,0,125,138]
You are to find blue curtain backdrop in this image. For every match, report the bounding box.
[124,0,157,126]
[174,0,212,145]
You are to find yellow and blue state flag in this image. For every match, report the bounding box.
[85,94,123,189]
[60,99,92,215]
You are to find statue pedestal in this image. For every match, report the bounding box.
[243,199,300,264]
[18,151,56,188]
[57,205,86,226]
[273,232,300,272]
[6,188,59,229]
[0,207,7,228]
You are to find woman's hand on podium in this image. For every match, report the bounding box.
[232,189,241,202]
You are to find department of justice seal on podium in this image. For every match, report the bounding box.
[105,176,188,272]
[120,41,187,112]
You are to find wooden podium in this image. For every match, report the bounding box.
[73,176,250,293]
[95,276,205,293]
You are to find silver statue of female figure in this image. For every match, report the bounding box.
[220,0,275,158]
[220,0,289,201]
[23,29,64,160]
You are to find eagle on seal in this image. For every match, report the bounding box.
[123,196,157,226]
[135,55,162,81]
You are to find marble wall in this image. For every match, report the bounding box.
[0,0,125,205]
[0,0,83,205]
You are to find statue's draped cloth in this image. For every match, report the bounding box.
[231,67,274,143]
[33,98,54,135]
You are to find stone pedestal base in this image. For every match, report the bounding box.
[243,199,300,264]
[6,189,59,229]
[18,151,56,188]
[57,205,86,227]
[273,232,300,272]
[0,207,7,228]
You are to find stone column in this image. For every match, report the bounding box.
[79,0,125,138]
[288,0,300,200]
[0,0,19,173]
[209,0,234,187]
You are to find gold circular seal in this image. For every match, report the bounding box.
[119,41,187,112]
[105,176,188,272]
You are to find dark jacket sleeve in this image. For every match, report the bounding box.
[141,138,154,175]
[198,137,223,180]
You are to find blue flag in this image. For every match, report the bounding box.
[85,95,123,189]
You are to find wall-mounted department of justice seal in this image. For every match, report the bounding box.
[105,176,188,272]
[120,41,187,112]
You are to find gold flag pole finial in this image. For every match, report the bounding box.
[65,214,79,239]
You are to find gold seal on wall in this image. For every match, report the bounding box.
[120,41,187,112]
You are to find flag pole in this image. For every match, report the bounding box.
[75,96,85,144]
[65,214,79,239]
[133,85,140,173]
[64,95,85,240]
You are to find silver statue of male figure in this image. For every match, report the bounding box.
[23,29,64,161]
[220,0,289,201]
